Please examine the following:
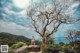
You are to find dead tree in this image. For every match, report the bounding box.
[27,0,79,48]
[66,29,80,49]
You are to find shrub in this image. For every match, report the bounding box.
[11,42,27,49]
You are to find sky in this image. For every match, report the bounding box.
[0,0,80,43]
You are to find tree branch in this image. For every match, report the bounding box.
[42,15,49,36]
[47,22,61,37]
[31,17,42,37]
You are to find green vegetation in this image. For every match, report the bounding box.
[42,40,80,53]
[0,32,31,46]
[0,32,80,53]
[0,32,41,46]
[11,42,27,49]
[0,32,41,53]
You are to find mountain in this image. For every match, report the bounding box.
[0,32,31,46]
[0,32,41,46]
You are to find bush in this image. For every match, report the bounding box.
[11,42,27,49]
[48,44,60,50]
[42,47,48,53]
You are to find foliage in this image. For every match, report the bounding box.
[73,40,80,53]
[42,48,48,53]
[47,44,59,50]
[11,42,27,49]
[47,36,54,44]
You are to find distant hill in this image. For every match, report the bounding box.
[0,32,31,46]
[0,32,41,46]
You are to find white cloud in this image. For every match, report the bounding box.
[0,20,40,39]
[3,7,16,15]
[13,0,31,9]
[2,6,26,19]
[17,9,27,18]
[0,20,30,36]
[1,13,8,17]
[65,3,79,15]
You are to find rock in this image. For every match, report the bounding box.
[15,46,27,53]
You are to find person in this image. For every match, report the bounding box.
[31,36,35,45]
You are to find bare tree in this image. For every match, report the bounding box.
[66,29,80,49]
[27,0,79,47]
[76,31,80,36]
[66,29,80,43]
[66,30,79,43]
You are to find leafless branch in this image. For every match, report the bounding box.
[26,0,78,38]
[31,17,42,37]
[47,21,61,37]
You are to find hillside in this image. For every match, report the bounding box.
[0,32,31,46]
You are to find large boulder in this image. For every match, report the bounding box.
[15,46,27,53]
[27,45,41,52]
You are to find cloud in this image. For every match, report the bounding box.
[13,0,31,9]
[0,0,29,26]
[0,20,31,36]
[3,7,16,15]
[17,9,27,18]
[1,13,8,17]
[54,23,80,37]
[0,20,40,39]
[65,2,80,15]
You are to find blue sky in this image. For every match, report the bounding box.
[0,0,80,43]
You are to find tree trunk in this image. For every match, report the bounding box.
[42,36,47,48]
